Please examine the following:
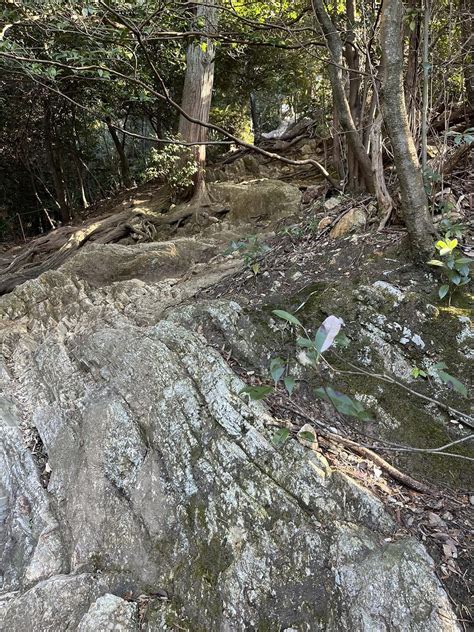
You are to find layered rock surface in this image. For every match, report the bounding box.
[0,242,461,630]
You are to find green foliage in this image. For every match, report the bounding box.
[272,309,303,327]
[423,167,441,196]
[240,385,273,400]
[241,309,468,444]
[427,236,472,300]
[439,217,465,240]
[428,362,468,397]
[446,127,474,146]
[141,144,198,197]
[243,310,372,422]
[272,427,290,447]
[226,236,271,274]
[411,366,427,379]
[298,430,316,442]
[314,387,373,421]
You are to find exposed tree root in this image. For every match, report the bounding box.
[0,185,220,294]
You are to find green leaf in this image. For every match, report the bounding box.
[272,310,302,327]
[296,337,314,348]
[272,427,290,447]
[455,265,469,277]
[436,370,468,397]
[335,332,351,348]
[430,361,447,371]
[299,431,316,443]
[270,357,285,383]
[438,284,449,299]
[427,259,444,267]
[315,386,372,420]
[451,273,462,285]
[240,385,273,400]
[314,327,327,354]
[284,375,296,396]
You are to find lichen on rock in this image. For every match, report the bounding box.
[0,254,462,630]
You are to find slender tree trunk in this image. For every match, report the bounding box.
[311,0,375,193]
[72,109,89,208]
[178,2,218,197]
[250,92,261,143]
[405,0,421,134]
[344,17,365,194]
[43,101,70,223]
[380,0,435,258]
[460,0,474,107]
[106,118,132,188]
[420,0,431,173]
[370,115,394,227]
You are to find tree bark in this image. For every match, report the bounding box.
[311,0,375,193]
[249,92,261,143]
[460,0,474,107]
[43,101,70,223]
[404,0,421,134]
[178,2,218,197]
[420,0,431,173]
[106,118,132,188]
[380,0,435,258]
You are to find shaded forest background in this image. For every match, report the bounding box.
[0,0,472,252]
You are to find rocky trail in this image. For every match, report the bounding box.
[0,160,472,630]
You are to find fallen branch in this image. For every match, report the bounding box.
[272,402,433,494]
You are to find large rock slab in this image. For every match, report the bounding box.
[209,178,302,222]
[0,259,460,631]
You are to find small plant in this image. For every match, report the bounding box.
[439,217,465,240]
[446,127,474,146]
[427,237,472,301]
[225,236,271,274]
[142,143,198,198]
[427,362,468,397]
[423,167,441,196]
[241,311,373,438]
[411,365,427,379]
[240,310,468,447]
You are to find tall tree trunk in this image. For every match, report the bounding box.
[249,92,261,143]
[420,0,431,173]
[460,0,474,107]
[178,2,218,197]
[72,109,89,208]
[106,118,132,188]
[404,0,421,134]
[380,0,435,258]
[311,0,375,193]
[43,101,70,223]
[344,0,364,192]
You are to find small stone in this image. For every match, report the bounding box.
[318,216,332,231]
[324,195,343,211]
[330,208,367,238]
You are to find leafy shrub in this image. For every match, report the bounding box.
[241,310,468,446]
[427,237,472,300]
[226,236,271,274]
[141,143,198,197]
